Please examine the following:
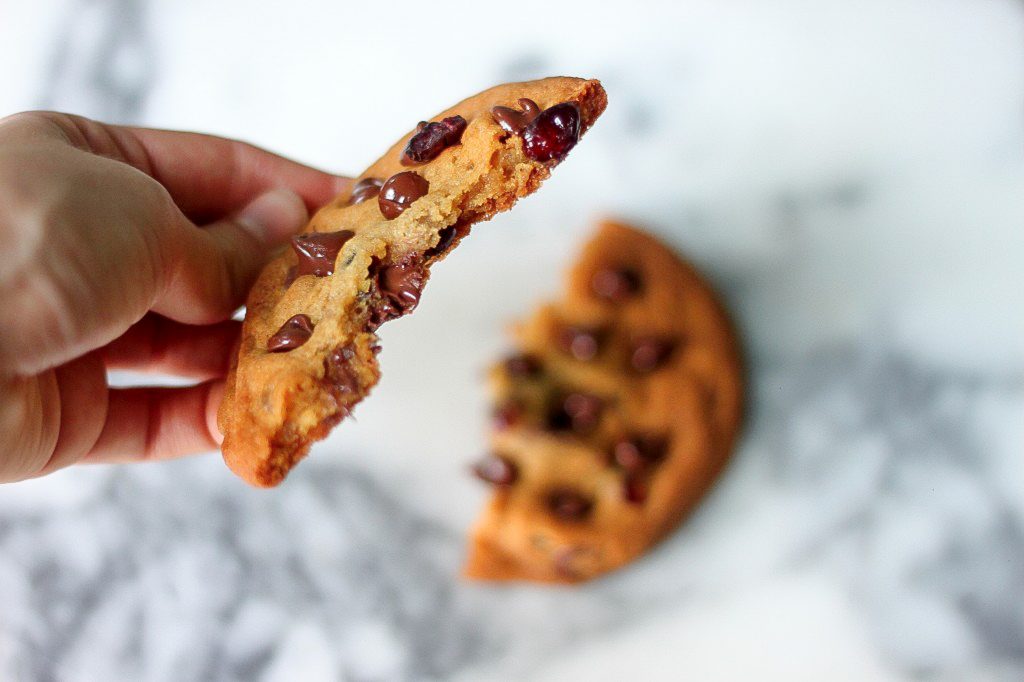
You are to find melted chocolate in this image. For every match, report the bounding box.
[366,257,427,330]
[267,314,314,352]
[425,224,458,259]
[291,230,355,277]
[350,177,384,205]
[519,97,541,118]
[490,98,542,135]
[378,171,429,219]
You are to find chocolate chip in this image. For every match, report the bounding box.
[610,435,668,472]
[556,325,603,362]
[350,177,384,205]
[425,224,458,259]
[492,402,523,430]
[323,345,359,397]
[519,98,541,118]
[547,489,593,522]
[291,230,355,277]
[366,257,427,330]
[630,336,677,373]
[490,97,541,135]
[472,454,518,486]
[267,314,314,352]
[379,260,424,311]
[623,476,648,504]
[521,102,581,164]
[504,353,542,377]
[401,115,467,165]
[378,171,430,219]
[549,392,603,434]
[591,266,642,301]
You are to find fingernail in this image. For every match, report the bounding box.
[236,188,308,245]
[206,380,226,446]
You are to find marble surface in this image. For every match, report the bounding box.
[1,1,1023,680]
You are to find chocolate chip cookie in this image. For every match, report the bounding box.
[465,220,743,583]
[219,77,608,487]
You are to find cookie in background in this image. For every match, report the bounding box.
[466,220,744,583]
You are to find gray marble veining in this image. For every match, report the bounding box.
[1,1,1022,680]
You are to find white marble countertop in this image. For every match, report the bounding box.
[1,1,1022,680]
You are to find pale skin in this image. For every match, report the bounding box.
[0,111,350,483]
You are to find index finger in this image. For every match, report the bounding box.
[26,112,350,221]
[118,126,352,221]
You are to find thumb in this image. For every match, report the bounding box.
[152,188,308,325]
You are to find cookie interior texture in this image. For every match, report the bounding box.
[219,77,607,487]
[464,220,744,583]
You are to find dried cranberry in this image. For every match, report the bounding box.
[611,439,644,471]
[401,115,467,165]
[592,266,642,301]
[472,454,518,486]
[548,392,603,434]
[556,325,603,362]
[623,476,648,504]
[378,171,429,219]
[630,336,677,373]
[492,402,523,430]
[521,102,581,164]
[610,435,668,472]
[267,314,314,352]
[547,489,593,522]
[504,353,542,377]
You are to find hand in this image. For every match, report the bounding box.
[0,112,349,483]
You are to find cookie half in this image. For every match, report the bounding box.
[219,77,608,487]
[465,220,743,583]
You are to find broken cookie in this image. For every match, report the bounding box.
[219,77,607,487]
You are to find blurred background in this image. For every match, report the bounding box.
[1,0,1022,680]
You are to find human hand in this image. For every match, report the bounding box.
[0,112,349,482]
